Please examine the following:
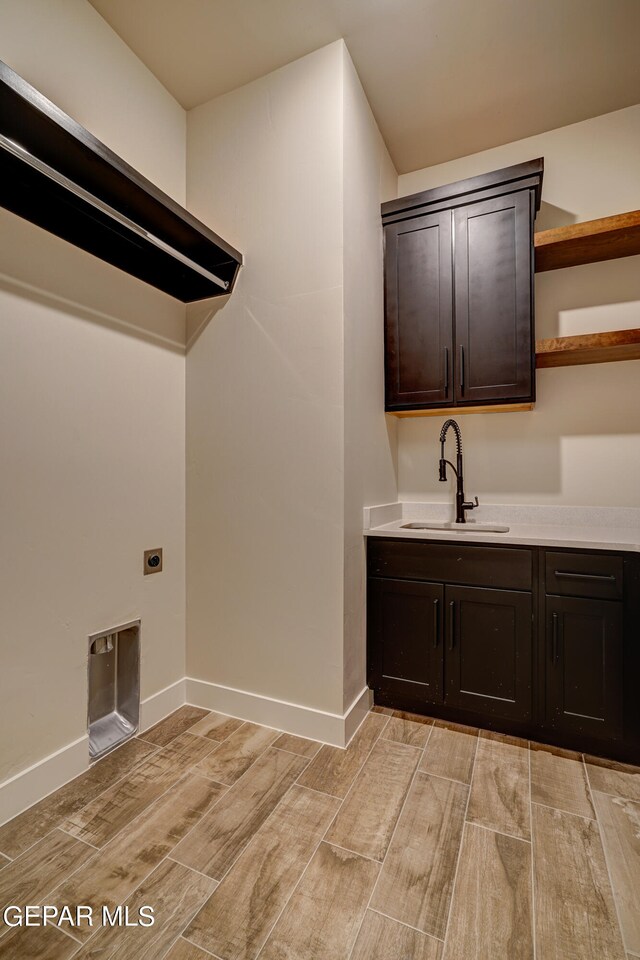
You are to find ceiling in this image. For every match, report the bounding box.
[88,0,640,173]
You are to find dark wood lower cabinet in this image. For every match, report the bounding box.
[545,595,623,741]
[367,537,638,763]
[369,578,444,705]
[445,586,532,722]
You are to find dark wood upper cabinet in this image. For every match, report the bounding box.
[384,211,453,407]
[382,159,543,413]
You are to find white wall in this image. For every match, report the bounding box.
[0,0,186,204]
[0,0,187,784]
[341,48,398,709]
[186,42,398,724]
[397,106,640,507]
[186,43,347,717]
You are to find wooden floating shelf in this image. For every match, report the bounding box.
[534,210,640,272]
[536,329,640,368]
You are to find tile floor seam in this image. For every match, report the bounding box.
[246,719,388,957]
[419,769,472,788]
[195,727,281,787]
[322,839,382,864]
[529,743,538,960]
[320,716,399,845]
[191,767,344,959]
[64,851,220,955]
[439,733,478,955]
[164,855,218,883]
[0,829,114,941]
[136,707,213,748]
[207,758,316,888]
[60,739,163,832]
[55,825,100,851]
[290,779,342,801]
[584,786,640,803]
[193,772,228,787]
[188,735,222,751]
[584,760,630,954]
[463,818,532,845]
[63,741,224,850]
[146,773,232,877]
[531,797,597,822]
[271,744,317,759]
[50,921,84,949]
[345,722,430,959]
[44,769,227,949]
[202,730,290,792]
[160,857,223,960]
[181,931,226,959]
[380,733,431,752]
[0,740,162,861]
[367,906,446,943]
[252,833,342,959]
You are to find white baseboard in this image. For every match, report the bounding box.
[0,679,186,829]
[344,686,373,743]
[1,677,372,827]
[139,678,186,733]
[186,677,371,747]
[0,734,89,828]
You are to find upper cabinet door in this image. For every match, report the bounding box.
[384,210,454,409]
[453,191,535,404]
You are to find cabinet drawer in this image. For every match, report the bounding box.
[368,539,532,590]
[545,552,623,600]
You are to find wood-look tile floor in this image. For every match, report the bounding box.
[1,705,638,959]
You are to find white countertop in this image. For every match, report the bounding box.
[363,502,640,553]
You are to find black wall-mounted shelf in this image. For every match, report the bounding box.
[0,60,242,302]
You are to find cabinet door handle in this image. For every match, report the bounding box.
[443,347,449,394]
[554,570,616,582]
[552,612,559,665]
[448,600,455,650]
[459,345,465,392]
[433,598,440,648]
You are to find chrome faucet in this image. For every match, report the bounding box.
[438,419,479,523]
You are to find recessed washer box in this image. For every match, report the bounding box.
[88,620,140,761]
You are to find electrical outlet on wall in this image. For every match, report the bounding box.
[143,548,163,575]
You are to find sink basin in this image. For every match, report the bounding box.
[401,521,510,533]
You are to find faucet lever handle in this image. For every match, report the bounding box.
[474,496,479,508]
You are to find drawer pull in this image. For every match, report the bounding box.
[554,570,616,583]
[449,600,455,651]
[433,598,440,648]
[552,612,559,664]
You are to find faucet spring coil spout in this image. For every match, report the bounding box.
[437,419,478,523]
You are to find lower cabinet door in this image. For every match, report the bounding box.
[546,595,623,741]
[369,578,444,705]
[445,585,532,721]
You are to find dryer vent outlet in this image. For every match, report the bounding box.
[88,620,140,761]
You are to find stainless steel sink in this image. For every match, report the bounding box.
[401,521,510,533]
